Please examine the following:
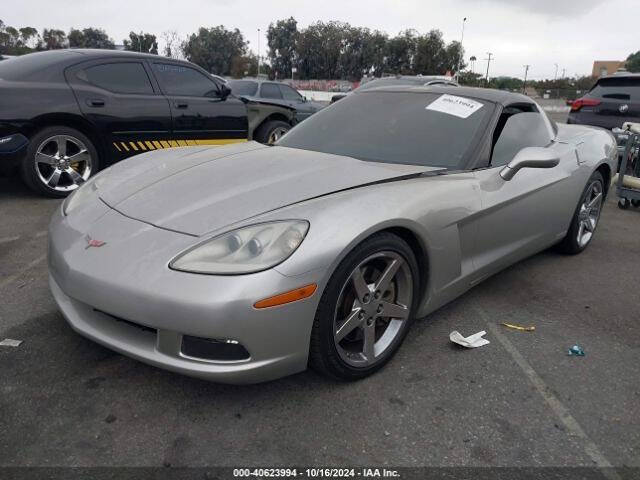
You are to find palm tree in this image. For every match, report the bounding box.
[470,55,477,74]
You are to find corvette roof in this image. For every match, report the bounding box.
[361,84,535,106]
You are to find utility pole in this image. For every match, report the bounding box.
[522,64,530,94]
[484,52,493,87]
[257,28,261,77]
[554,63,559,99]
[562,68,566,78]
[456,17,467,82]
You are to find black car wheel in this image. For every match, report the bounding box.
[309,232,420,380]
[254,120,291,145]
[21,126,99,198]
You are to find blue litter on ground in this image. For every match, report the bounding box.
[568,344,585,356]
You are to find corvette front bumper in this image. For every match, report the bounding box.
[48,203,327,384]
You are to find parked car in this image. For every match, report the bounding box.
[568,73,640,130]
[228,79,325,122]
[49,86,616,383]
[330,75,458,103]
[0,49,296,197]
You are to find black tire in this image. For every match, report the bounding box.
[631,199,640,208]
[618,198,630,210]
[309,232,420,381]
[557,171,604,254]
[254,120,291,145]
[21,126,99,198]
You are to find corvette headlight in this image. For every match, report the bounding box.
[170,220,309,275]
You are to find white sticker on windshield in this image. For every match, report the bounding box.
[425,94,483,119]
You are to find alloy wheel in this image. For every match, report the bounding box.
[268,127,289,144]
[576,179,603,248]
[333,251,413,367]
[34,135,92,193]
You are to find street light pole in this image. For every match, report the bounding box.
[456,17,467,82]
[257,28,261,77]
[522,64,530,94]
[484,52,493,87]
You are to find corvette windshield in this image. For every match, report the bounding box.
[277,91,492,168]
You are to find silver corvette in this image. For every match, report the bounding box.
[48,86,617,383]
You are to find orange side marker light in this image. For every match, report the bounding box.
[254,284,317,309]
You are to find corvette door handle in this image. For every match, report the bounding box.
[174,102,188,109]
[87,99,105,107]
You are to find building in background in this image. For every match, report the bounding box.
[592,60,626,77]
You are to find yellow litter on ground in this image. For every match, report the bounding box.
[501,322,535,332]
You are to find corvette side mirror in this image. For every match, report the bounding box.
[500,147,559,181]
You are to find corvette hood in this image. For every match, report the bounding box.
[96,142,436,236]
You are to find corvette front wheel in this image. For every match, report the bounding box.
[309,232,420,380]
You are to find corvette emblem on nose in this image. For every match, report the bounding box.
[85,235,106,249]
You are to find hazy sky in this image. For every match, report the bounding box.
[4,0,639,79]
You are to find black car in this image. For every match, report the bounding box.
[330,75,459,103]
[0,49,296,197]
[228,79,325,122]
[568,73,640,130]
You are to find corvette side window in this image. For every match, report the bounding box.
[491,110,552,167]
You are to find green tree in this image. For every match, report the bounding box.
[41,28,67,49]
[458,70,482,86]
[68,28,115,49]
[267,17,298,79]
[182,26,247,75]
[488,76,523,91]
[0,24,20,54]
[230,52,260,78]
[123,31,158,54]
[19,27,39,48]
[626,51,640,73]
[445,40,465,75]
[297,21,346,79]
[384,29,418,74]
[338,27,387,80]
[414,29,446,74]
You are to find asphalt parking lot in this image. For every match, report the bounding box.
[1,147,639,473]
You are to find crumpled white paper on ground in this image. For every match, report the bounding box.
[0,338,23,347]
[449,330,490,348]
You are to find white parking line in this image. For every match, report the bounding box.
[0,230,47,244]
[475,307,620,480]
[0,254,47,290]
[0,235,21,245]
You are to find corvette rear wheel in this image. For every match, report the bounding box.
[557,171,604,254]
[310,232,419,380]
[21,126,98,198]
